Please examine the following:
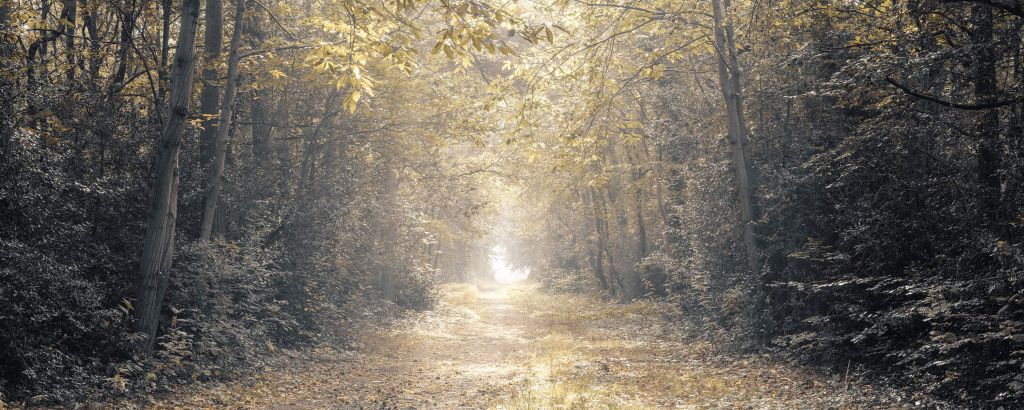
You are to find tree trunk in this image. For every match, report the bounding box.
[27,1,70,85]
[134,0,201,352]
[0,0,12,152]
[199,0,245,241]
[109,0,137,91]
[971,4,1004,230]
[711,0,759,276]
[63,0,77,82]
[634,164,648,261]
[82,0,102,82]
[641,137,671,233]
[247,5,274,165]
[197,0,223,176]
[158,0,172,104]
[251,88,275,162]
[378,165,400,301]
[591,187,625,298]
[580,189,610,290]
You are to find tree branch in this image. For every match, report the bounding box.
[938,0,1024,18]
[252,0,300,41]
[885,77,1019,110]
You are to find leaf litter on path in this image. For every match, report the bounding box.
[152,283,921,409]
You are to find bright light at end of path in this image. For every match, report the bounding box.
[490,246,529,284]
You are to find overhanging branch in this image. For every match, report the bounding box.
[885,77,1019,110]
[938,0,1024,18]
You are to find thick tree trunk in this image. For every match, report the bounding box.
[197,0,224,170]
[245,1,274,165]
[199,0,245,241]
[971,4,1004,229]
[711,0,759,276]
[251,88,275,162]
[134,0,201,352]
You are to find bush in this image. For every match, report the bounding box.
[0,132,139,404]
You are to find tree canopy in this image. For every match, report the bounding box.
[1,0,1023,406]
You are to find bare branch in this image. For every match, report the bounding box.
[886,77,1019,110]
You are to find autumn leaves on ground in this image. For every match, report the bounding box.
[152,283,912,409]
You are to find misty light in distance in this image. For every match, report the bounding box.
[490,246,529,284]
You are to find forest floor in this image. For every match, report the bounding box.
[150,283,923,409]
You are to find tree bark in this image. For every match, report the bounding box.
[971,4,1004,229]
[197,0,224,174]
[134,0,202,352]
[711,0,759,276]
[199,0,245,241]
[247,4,274,165]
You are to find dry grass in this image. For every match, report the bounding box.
[509,286,664,325]
[438,282,481,307]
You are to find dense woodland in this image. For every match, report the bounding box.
[1,0,1023,407]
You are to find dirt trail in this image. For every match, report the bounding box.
[155,284,917,409]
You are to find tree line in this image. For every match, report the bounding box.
[502,0,1023,406]
[0,0,534,403]
[2,0,1023,406]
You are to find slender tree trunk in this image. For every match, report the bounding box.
[378,165,400,301]
[0,0,13,152]
[297,90,339,196]
[711,0,759,276]
[27,1,70,85]
[641,138,671,232]
[634,165,648,261]
[591,187,625,297]
[199,0,245,241]
[134,0,201,352]
[158,0,172,104]
[581,189,610,290]
[83,0,102,82]
[63,0,77,82]
[606,146,642,300]
[110,0,137,91]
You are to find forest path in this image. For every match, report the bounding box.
[154,283,909,409]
